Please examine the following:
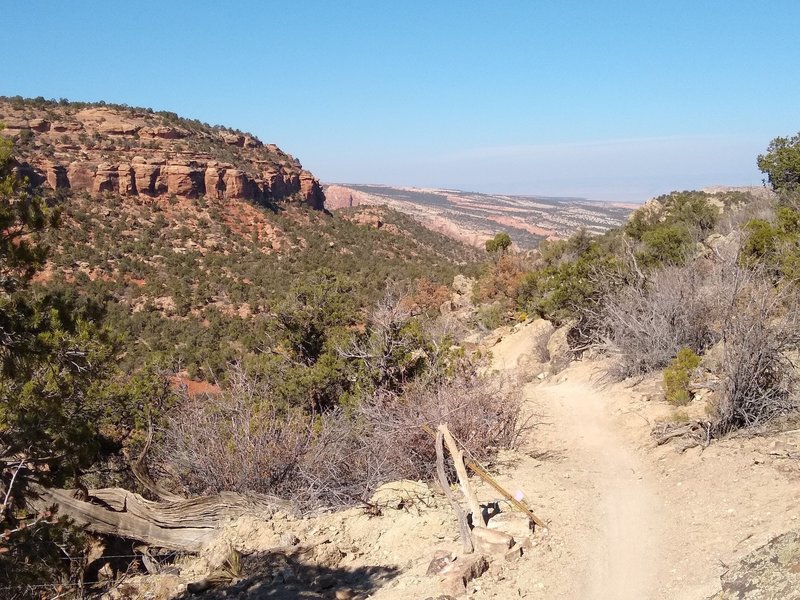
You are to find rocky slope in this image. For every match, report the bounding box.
[0,97,325,209]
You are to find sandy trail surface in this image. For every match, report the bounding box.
[468,357,799,600]
[364,327,799,599]
[538,373,666,599]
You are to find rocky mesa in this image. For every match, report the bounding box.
[0,97,325,209]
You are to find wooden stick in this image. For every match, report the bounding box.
[422,423,545,529]
[436,430,474,553]
[464,460,545,528]
[438,423,486,527]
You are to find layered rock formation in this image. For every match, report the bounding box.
[0,100,325,209]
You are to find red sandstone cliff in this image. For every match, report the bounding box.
[0,99,325,209]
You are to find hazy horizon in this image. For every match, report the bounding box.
[4,2,798,204]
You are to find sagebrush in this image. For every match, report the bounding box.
[157,364,523,509]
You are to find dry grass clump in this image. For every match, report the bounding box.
[157,367,313,497]
[156,365,523,509]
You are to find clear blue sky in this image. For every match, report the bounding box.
[4,1,799,202]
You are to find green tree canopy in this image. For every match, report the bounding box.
[758,132,800,193]
[485,232,512,255]
[0,129,172,486]
[1,126,175,593]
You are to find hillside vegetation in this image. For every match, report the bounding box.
[0,106,496,596]
[2,99,800,598]
[473,136,800,437]
[38,192,480,379]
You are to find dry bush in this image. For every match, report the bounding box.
[474,254,524,303]
[715,193,776,236]
[412,278,452,311]
[157,367,314,497]
[156,365,523,509]
[356,369,524,477]
[714,273,800,433]
[597,262,724,379]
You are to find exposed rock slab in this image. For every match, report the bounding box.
[709,530,800,600]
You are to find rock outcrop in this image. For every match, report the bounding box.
[0,99,325,209]
[709,530,800,600]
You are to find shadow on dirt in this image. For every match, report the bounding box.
[172,546,400,599]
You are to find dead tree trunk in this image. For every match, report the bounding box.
[438,423,486,527]
[26,484,292,552]
[435,429,474,553]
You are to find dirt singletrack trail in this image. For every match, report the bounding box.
[472,324,798,599]
[507,357,798,600]
[533,370,667,599]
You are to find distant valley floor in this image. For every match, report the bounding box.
[325,183,638,249]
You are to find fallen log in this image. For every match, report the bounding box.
[26,483,293,552]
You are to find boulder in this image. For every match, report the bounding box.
[99,119,140,135]
[28,118,50,132]
[451,275,476,309]
[221,132,244,146]
[164,163,205,198]
[504,542,527,562]
[262,168,280,197]
[426,550,456,576]
[67,163,95,191]
[76,107,143,136]
[117,164,137,195]
[704,231,741,262]
[223,169,252,200]
[0,117,30,130]
[45,163,69,190]
[300,170,325,209]
[139,126,188,140]
[471,527,515,556]
[51,121,83,133]
[205,166,226,199]
[486,511,533,541]
[93,163,119,194]
[133,162,162,196]
[700,340,725,373]
[439,554,488,597]
[279,532,300,547]
[630,198,664,224]
[452,275,475,297]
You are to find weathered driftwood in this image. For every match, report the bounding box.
[26,484,292,552]
[435,429,474,553]
[653,420,712,449]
